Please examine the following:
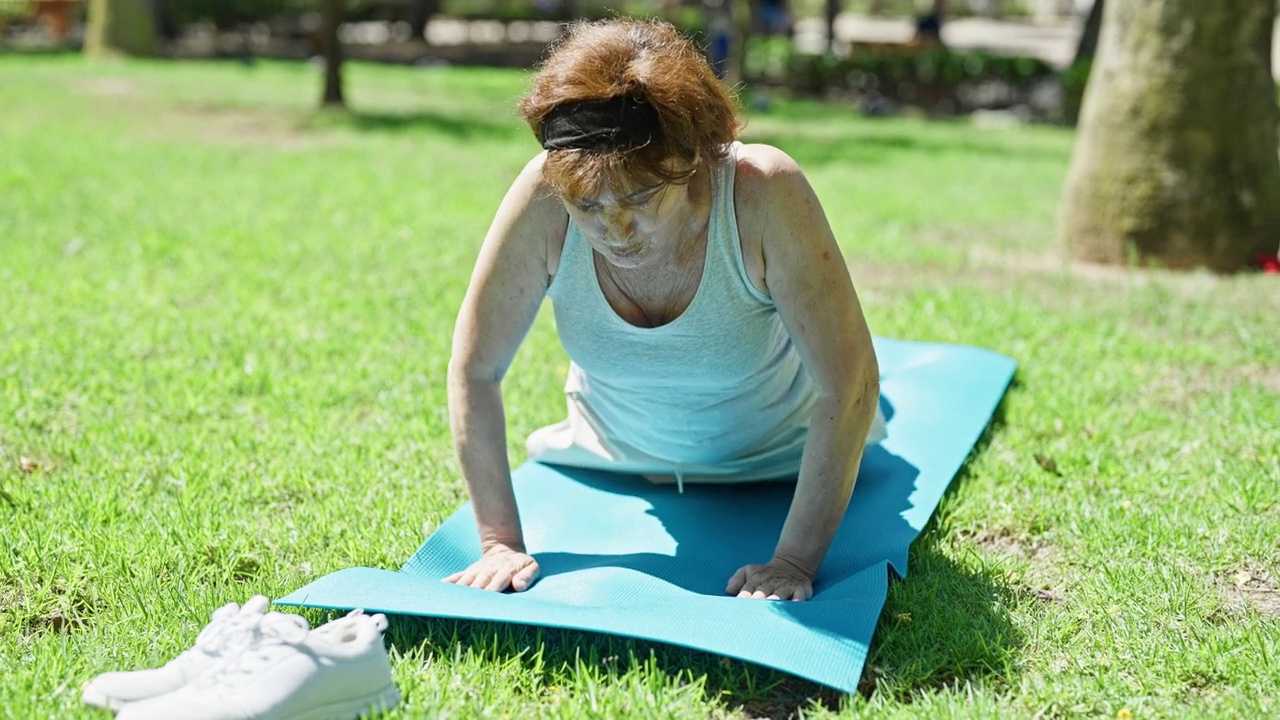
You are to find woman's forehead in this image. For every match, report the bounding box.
[564,171,662,201]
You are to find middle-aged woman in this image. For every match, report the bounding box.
[444,18,885,602]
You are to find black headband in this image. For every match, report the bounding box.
[538,95,663,152]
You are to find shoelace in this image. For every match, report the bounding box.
[191,609,275,661]
[355,610,388,635]
[193,613,311,689]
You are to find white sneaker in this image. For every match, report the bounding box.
[115,609,401,720]
[82,596,272,711]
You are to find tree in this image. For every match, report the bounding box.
[84,0,156,57]
[1072,0,1105,66]
[729,0,753,85]
[1058,0,1280,271]
[824,0,838,55]
[407,0,441,43]
[320,0,346,107]
[910,0,946,48]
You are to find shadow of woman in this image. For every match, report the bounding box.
[508,395,914,601]
[862,394,1026,698]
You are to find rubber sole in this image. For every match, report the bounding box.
[80,685,127,712]
[278,683,403,720]
[83,681,401,719]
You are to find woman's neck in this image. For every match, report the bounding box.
[654,164,713,269]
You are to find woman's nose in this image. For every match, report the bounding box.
[604,208,635,238]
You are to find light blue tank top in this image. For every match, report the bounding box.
[542,143,819,472]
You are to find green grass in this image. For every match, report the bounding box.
[2,55,1277,719]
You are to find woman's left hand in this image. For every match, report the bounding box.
[726,557,814,601]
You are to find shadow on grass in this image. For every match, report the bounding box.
[382,614,851,718]
[869,542,1024,700]
[308,109,525,142]
[377,546,1020,717]
[0,46,80,57]
[865,383,1025,699]
[746,131,1066,167]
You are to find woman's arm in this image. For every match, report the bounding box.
[726,145,880,601]
[444,153,568,592]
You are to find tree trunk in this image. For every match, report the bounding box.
[728,0,753,84]
[824,0,838,55]
[557,0,587,21]
[1072,0,1104,65]
[321,0,345,108]
[150,0,179,42]
[408,0,439,42]
[1253,5,1274,74]
[84,0,155,57]
[912,0,945,47]
[1058,0,1280,271]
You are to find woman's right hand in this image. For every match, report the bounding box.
[442,543,540,593]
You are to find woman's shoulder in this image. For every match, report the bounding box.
[728,144,813,294]
[731,143,816,220]
[733,143,806,186]
[504,152,570,238]
[511,152,567,212]
[485,152,569,280]
[517,152,570,279]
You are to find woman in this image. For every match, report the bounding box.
[444,18,884,602]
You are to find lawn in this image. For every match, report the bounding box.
[0,54,1277,719]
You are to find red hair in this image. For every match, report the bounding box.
[520,18,742,200]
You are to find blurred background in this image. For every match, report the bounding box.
[3,0,1278,271]
[2,5,1278,717]
[0,0,1199,125]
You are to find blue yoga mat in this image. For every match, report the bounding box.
[278,337,1016,693]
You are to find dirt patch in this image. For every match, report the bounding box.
[1225,570,1280,620]
[0,577,23,614]
[963,526,1056,565]
[954,526,1066,603]
[70,73,340,152]
[1144,362,1280,413]
[1234,364,1280,394]
[850,243,1279,367]
[156,104,342,152]
[850,250,1099,311]
[17,582,99,636]
[28,611,86,634]
[73,77,140,98]
[855,237,1280,311]
[730,681,844,719]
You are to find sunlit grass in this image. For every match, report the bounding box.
[1,55,1277,719]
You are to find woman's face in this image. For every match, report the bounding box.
[561,174,694,270]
